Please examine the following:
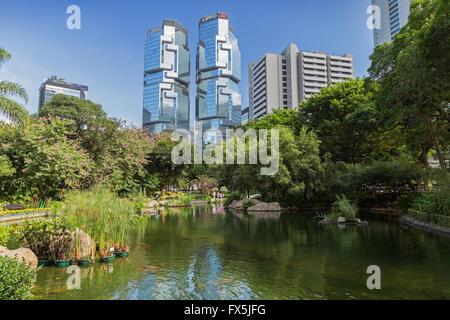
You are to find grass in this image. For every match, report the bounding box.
[330,195,358,220]
[56,186,136,257]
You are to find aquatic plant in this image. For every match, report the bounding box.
[58,187,135,257]
[331,195,358,220]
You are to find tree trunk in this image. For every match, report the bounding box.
[427,115,447,170]
[418,142,431,168]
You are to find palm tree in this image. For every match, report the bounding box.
[0,48,28,122]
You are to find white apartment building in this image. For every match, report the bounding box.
[249,44,354,120]
[372,0,411,46]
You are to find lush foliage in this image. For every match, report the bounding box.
[331,195,358,220]
[300,78,402,163]
[0,117,93,201]
[191,175,218,196]
[412,188,450,217]
[335,159,425,193]
[368,0,449,169]
[57,187,136,257]
[0,224,9,246]
[0,92,175,202]
[0,256,36,300]
[145,133,185,193]
[13,218,71,260]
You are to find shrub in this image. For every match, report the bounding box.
[337,160,425,193]
[0,256,36,300]
[181,196,191,205]
[412,188,450,216]
[131,190,148,214]
[14,219,54,260]
[224,191,241,207]
[331,195,358,219]
[243,200,256,210]
[0,225,9,247]
[14,218,72,260]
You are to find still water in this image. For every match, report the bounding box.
[32,205,450,300]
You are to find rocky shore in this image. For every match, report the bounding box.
[400,215,450,236]
[227,199,283,212]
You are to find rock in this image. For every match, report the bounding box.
[70,229,95,259]
[141,208,157,215]
[228,199,262,211]
[247,202,283,212]
[337,217,346,224]
[0,248,38,269]
[50,228,95,260]
[147,200,159,209]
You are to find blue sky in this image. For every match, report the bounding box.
[0,0,374,126]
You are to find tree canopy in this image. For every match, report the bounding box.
[368,0,449,169]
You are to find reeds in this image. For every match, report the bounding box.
[58,186,135,258]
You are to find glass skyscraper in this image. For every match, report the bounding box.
[196,13,241,143]
[143,19,190,134]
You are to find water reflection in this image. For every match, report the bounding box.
[33,205,450,300]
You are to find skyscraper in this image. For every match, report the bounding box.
[38,76,88,112]
[196,13,241,143]
[372,0,411,46]
[249,44,354,120]
[143,19,190,134]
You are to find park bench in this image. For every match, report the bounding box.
[3,203,25,211]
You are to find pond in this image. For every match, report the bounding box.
[32,205,450,300]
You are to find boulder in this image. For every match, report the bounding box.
[0,247,38,269]
[228,199,262,211]
[147,200,159,209]
[247,202,283,212]
[50,228,95,260]
[70,229,95,259]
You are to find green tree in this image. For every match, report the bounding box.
[0,117,93,201]
[39,94,106,136]
[368,0,449,170]
[243,109,304,134]
[259,126,326,204]
[0,155,14,178]
[0,48,28,122]
[221,125,326,205]
[38,95,154,194]
[192,175,218,196]
[145,133,185,193]
[301,78,398,163]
